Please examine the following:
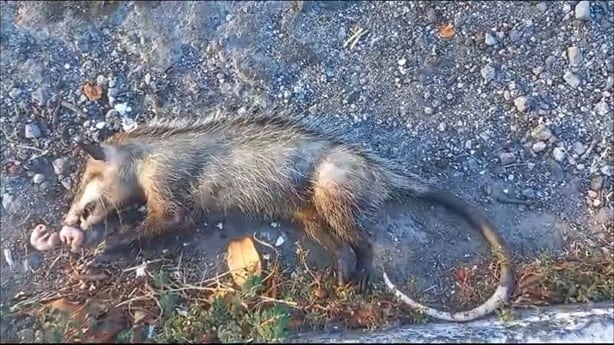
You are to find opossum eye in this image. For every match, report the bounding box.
[82,201,96,218]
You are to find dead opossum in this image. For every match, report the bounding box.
[63,111,515,322]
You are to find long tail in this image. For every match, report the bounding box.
[382,168,515,322]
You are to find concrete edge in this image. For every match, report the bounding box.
[288,302,614,343]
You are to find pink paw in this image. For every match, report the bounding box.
[30,224,61,251]
[59,226,85,253]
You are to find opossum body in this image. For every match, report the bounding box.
[63,113,515,322]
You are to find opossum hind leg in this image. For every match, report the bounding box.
[295,207,355,286]
[312,155,376,292]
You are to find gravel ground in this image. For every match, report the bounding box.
[1,0,613,340]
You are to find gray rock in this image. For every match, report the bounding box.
[2,193,13,211]
[536,2,548,13]
[552,147,566,162]
[606,76,614,90]
[32,173,45,184]
[32,88,45,104]
[424,107,434,115]
[567,46,583,67]
[398,58,406,66]
[60,176,72,190]
[484,32,497,46]
[482,185,493,196]
[17,328,34,342]
[595,100,609,116]
[563,71,581,88]
[531,124,553,141]
[437,123,446,132]
[499,152,516,165]
[532,141,547,152]
[588,190,598,198]
[590,176,604,191]
[522,188,536,199]
[52,157,68,175]
[601,165,613,177]
[481,65,495,82]
[514,96,529,112]
[23,252,43,271]
[545,55,556,67]
[96,74,108,86]
[575,1,591,20]
[8,88,21,99]
[24,122,42,138]
[572,142,586,155]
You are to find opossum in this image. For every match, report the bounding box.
[63,111,515,322]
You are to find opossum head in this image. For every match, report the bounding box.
[64,142,142,230]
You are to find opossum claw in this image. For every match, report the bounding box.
[336,256,353,286]
[351,267,372,293]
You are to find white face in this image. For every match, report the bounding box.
[64,177,109,230]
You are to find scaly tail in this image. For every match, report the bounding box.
[382,168,515,322]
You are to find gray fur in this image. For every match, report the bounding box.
[65,110,515,323]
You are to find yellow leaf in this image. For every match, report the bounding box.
[226,236,262,287]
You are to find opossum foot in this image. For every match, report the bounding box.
[351,266,373,293]
[336,256,353,286]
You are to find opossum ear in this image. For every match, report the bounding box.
[78,142,116,161]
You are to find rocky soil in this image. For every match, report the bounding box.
[1,0,612,341]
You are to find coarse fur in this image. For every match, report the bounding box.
[63,110,515,323]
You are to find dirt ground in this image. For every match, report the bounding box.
[1,0,612,342]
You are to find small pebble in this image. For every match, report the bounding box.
[481,65,495,82]
[532,141,547,152]
[482,185,493,196]
[2,193,13,210]
[484,32,497,45]
[424,107,434,115]
[8,88,22,99]
[499,152,516,165]
[114,102,132,115]
[398,58,407,66]
[601,165,612,176]
[552,147,566,162]
[275,236,285,247]
[514,96,529,112]
[595,100,609,116]
[563,71,581,88]
[60,177,72,190]
[32,174,45,184]
[567,46,583,67]
[52,157,68,175]
[96,75,108,86]
[572,142,586,155]
[590,176,603,191]
[588,190,598,198]
[522,188,536,199]
[536,2,548,13]
[575,1,591,20]
[437,123,446,132]
[531,124,553,141]
[95,121,106,130]
[545,55,556,67]
[23,252,43,271]
[24,123,42,139]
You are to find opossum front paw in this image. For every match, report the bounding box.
[335,256,354,286]
[351,266,373,293]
